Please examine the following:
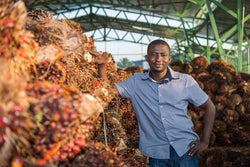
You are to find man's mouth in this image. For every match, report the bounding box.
[154,63,162,67]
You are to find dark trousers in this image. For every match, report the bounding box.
[149,146,198,167]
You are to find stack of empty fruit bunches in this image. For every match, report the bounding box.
[170,56,250,167]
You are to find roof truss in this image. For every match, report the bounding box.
[24,0,250,72]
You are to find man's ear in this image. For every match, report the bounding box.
[169,56,172,62]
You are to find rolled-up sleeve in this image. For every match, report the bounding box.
[115,75,135,99]
[186,75,208,106]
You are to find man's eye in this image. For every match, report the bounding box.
[151,53,157,57]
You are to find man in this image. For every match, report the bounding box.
[90,39,215,167]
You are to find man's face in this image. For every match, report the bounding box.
[146,44,171,72]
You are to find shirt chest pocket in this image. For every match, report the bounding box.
[158,84,188,107]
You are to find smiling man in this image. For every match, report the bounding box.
[91,39,216,167]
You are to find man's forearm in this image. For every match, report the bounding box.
[201,98,216,144]
[97,63,120,98]
[98,64,108,81]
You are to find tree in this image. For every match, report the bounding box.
[116,58,133,69]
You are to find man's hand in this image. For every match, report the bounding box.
[188,98,215,157]
[88,49,107,65]
[88,49,108,81]
[88,49,120,96]
[188,140,208,157]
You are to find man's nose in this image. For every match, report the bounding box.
[155,54,161,60]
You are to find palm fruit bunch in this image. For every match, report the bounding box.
[94,109,128,152]
[29,60,66,84]
[71,142,125,166]
[119,98,139,149]
[0,60,35,167]
[0,0,38,76]
[25,8,115,105]
[22,81,103,165]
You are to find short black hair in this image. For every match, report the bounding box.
[147,39,170,54]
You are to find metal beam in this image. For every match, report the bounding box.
[210,0,237,18]
[237,0,244,72]
[221,13,250,41]
[24,0,250,73]
[205,0,225,60]
[170,0,194,59]
[206,19,211,62]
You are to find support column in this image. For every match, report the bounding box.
[206,19,211,63]
[237,0,244,72]
[205,0,225,60]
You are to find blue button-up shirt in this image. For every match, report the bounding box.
[115,67,208,159]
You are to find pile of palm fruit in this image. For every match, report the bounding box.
[0,0,147,166]
[170,57,250,167]
[1,0,250,167]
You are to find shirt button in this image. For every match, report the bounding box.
[166,131,168,133]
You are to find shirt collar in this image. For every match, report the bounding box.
[142,66,179,81]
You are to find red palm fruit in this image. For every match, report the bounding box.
[50,121,56,128]
[78,138,86,149]
[19,35,31,43]
[0,135,4,144]
[51,112,61,121]
[18,50,27,58]
[68,151,75,159]
[60,132,67,139]
[0,116,9,127]
[72,145,81,154]
[52,153,59,161]
[34,145,42,153]
[51,131,61,142]
[70,111,78,121]
[5,18,14,27]
[75,132,82,139]
[61,112,69,122]
[13,104,21,111]
[62,145,69,152]
[3,52,8,57]
[10,119,20,131]
[59,152,68,162]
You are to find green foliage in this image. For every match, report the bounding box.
[117,58,133,69]
[170,51,192,63]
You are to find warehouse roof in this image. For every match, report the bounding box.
[23,0,250,42]
[23,0,250,61]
